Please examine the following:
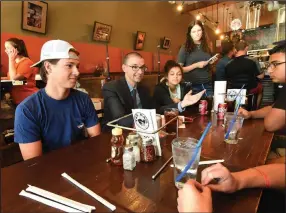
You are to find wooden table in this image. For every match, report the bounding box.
[1,114,273,213]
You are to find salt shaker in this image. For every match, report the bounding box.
[123,145,136,171]
[127,133,141,162]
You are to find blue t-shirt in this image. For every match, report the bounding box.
[215,55,231,81]
[14,89,99,153]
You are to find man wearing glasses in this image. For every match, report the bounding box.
[238,40,286,162]
[102,52,154,130]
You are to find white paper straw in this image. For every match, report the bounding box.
[170,159,225,167]
[26,185,95,213]
[19,190,83,212]
[62,173,116,211]
[199,159,224,165]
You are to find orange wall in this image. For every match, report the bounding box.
[1,32,175,75]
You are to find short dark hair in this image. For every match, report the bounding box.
[164,60,183,75]
[221,40,234,56]
[123,52,143,64]
[40,59,60,83]
[269,40,286,55]
[6,38,29,58]
[235,40,249,51]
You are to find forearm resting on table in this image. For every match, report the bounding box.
[264,108,285,132]
[87,124,101,137]
[250,106,272,119]
[234,164,285,190]
[19,141,42,160]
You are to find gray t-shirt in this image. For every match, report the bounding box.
[177,45,211,84]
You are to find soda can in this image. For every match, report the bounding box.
[217,103,228,120]
[199,100,208,115]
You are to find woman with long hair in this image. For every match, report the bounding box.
[177,20,215,96]
[153,60,205,114]
[4,38,39,105]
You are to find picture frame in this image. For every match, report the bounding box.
[22,1,48,34]
[92,21,112,42]
[162,37,171,49]
[134,31,146,50]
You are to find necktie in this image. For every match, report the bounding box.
[132,88,138,109]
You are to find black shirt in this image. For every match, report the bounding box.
[273,84,286,110]
[225,55,260,90]
[273,84,286,138]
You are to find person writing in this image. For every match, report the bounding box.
[14,40,101,160]
[4,38,39,104]
[177,163,285,212]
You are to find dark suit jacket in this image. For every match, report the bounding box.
[153,81,190,114]
[102,77,154,130]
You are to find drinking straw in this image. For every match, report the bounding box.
[233,84,245,106]
[152,156,173,180]
[175,122,212,182]
[201,84,208,97]
[224,86,244,140]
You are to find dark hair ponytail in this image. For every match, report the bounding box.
[6,38,29,58]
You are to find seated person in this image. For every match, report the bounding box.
[177,163,285,212]
[225,40,264,109]
[153,60,205,114]
[238,40,286,161]
[4,38,39,105]
[14,40,101,160]
[215,40,235,81]
[102,52,154,130]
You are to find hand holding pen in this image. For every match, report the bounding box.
[201,163,240,193]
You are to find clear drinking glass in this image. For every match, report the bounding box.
[164,108,179,134]
[172,137,201,189]
[224,112,244,144]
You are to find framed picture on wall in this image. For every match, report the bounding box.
[134,31,146,50]
[93,21,112,42]
[21,1,48,34]
[162,37,171,49]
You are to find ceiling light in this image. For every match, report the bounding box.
[196,14,201,20]
[177,4,183,11]
[215,28,220,34]
[220,35,225,40]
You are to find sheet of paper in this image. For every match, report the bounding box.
[226,89,247,104]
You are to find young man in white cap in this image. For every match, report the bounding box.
[14,40,101,160]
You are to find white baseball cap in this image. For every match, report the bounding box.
[31,40,79,68]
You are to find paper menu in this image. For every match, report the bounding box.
[226,89,247,104]
[132,109,162,156]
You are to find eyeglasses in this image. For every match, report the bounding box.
[264,61,286,70]
[125,64,147,72]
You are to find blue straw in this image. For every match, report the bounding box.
[233,84,245,104]
[201,84,208,97]
[224,85,245,139]
[175,122,212,182]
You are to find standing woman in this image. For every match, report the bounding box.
[177,20,214,96]
[4,38,38,105]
